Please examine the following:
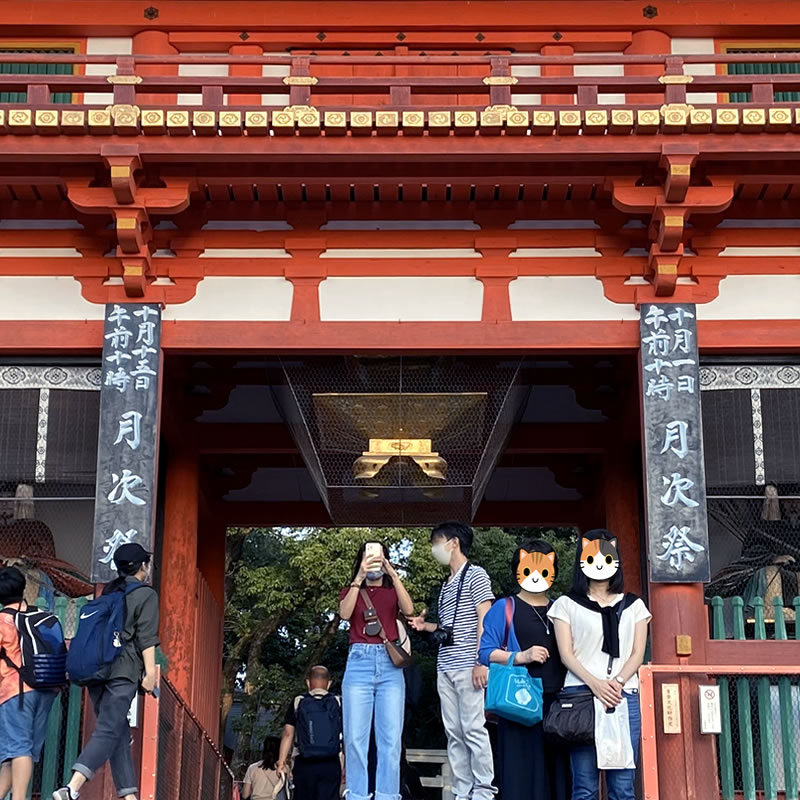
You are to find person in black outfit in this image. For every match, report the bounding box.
[277,665,342,800]
[478,539,570,800]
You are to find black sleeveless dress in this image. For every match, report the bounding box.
[496,598,571,800]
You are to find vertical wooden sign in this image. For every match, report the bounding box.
[92,303,162,583]
[640,303,710,583]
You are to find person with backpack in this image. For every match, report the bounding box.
[277,665,343,800]
[0,566,64,800]
[53,543,159,800]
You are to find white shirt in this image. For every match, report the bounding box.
[548,594,651,691]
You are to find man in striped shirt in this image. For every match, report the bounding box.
[408,522,496,800]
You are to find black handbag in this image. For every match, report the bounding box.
[543,689,595,744]
[544,594,632,744]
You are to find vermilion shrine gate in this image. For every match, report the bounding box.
[1,2,800,798]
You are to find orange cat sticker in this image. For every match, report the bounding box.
[516,549,556,593]
[579,537,619,580]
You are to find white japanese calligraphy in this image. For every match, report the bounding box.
[105,367,132,393]
[658,525,705,570]
[643,329,671,357]
[667,307,695,327]
[98,528,139,567]
[661,472,700,508]
[646,375,675,402]
[108,469,146,506]
[644,305,668,331]
[114,410,143,451]
[105,325,133,351]
[660,420,689,459]
[672,328,693,354]
[107,305,132,325]
[644,358,673,376]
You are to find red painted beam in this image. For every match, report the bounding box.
[3,0,800,35]
[4,135,800,163]
[3,320,800,354]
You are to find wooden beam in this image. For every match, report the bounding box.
[191,422,612,455]
[3,0,800,36]
[212,499,595,527]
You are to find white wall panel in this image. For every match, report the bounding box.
[84,37,132,105]
[319,277,483,321]
[0,277,103,320]
[161,277,293,321]
[510,276,639,321]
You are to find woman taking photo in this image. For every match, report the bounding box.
[548,529,651,800]
[478,539,570,800]
[339,542,415,800]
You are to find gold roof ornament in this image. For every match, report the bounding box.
[353,438,447,481]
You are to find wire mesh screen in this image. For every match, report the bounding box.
[154,677,233,800]
[0,366,99,799]
[701,365,800,627]
[274,356,528,524]
[714,673,800,800]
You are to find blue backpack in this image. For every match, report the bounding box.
[66,582,145,685]
[0,606,67,702]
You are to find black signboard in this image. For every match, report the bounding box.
[640,303,710,583]
[91,303,162,583]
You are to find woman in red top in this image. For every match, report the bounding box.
[338,543,414,800]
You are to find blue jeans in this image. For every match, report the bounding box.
[342,644,405,800]
[74,679,139,798]
[566,687,641,800]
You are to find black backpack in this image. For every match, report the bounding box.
[0,606,67,702]
[294,692,342,759]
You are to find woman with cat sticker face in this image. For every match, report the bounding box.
[477,539,570,800]
[547,530,651,800]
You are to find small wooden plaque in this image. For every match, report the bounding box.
[661,683,682,734]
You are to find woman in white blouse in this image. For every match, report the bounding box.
[548,529,651,800]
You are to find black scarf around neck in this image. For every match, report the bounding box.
[566,592,636,658]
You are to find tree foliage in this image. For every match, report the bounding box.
[223,525,577,771]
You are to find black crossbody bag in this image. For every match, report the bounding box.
[543,596,630,744]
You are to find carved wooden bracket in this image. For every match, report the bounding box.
[661,152,696,203]
[67,173,195,298]
[647,244,683,297]
[611,170,734,296]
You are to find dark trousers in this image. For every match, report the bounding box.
[293,756,341,800]
[73,678,139,798]
[497,693,570,800]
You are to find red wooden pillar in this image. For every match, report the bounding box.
[624,30,671,105]
[132,30,178,106]
[647,583,718,800]
[540,44,573,105]
[160,449,199,702]
[604,443,643,594]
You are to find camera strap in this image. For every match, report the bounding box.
[359,588,388,640]
[439,562,471,629]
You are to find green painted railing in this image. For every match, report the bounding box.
[711,594,800,800]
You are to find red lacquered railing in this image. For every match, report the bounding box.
[0,50,799,110]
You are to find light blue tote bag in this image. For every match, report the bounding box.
[485,598,544,727]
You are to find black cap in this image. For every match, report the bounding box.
[113,542,151,568]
